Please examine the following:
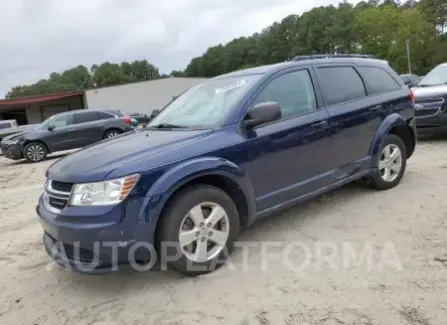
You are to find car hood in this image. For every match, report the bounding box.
[1,129,34,140]
[412,84,447,98]
[47,128,213,183]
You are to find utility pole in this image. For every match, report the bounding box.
[406,39,411,74]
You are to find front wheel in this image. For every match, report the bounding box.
[156,185,240,276]
[23,142,48,163]
[368,134,407,190]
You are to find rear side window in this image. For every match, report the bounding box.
[358,66,401,94]
[254,69,317,119]
[0,122,11,129]
[316,67,366,106]
[73,111,99,124]
[96,111,115,120]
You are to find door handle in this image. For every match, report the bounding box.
[370,105,382,111]
[311,120,328,129]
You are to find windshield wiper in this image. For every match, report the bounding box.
[148,123,188,129]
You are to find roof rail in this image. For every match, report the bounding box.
[291,54,376,61]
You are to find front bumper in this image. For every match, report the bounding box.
[415,114,447,136]
[36,195,156,273]
[0,141,23,160]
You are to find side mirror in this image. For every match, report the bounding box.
[243,102,281,129]
[48,124,55,131]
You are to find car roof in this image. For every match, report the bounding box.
[50,108,122,118]
[213,57,389,80]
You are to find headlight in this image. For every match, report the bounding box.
[69,174,140,206]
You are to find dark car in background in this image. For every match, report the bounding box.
[1,108,133,162]
[400,74,420,88]
[129,113,150,125]
[36,54,415,276]
[412,63,447,136]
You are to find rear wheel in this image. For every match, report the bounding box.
[368,134,407,190]
[103,130,122,139]
[157,185,240,276]
[24,142,47,163]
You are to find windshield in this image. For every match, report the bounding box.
[147,75,261,129]
[419,65,447,86]
[38,114,61,129]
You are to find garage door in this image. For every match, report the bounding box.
[41,105,70,120]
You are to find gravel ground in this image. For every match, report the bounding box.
[0,142,446,325]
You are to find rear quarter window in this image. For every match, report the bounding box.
[0,123,11,129]
[96,111,116,120]
[358,66,401,94]
[316,66,367,106]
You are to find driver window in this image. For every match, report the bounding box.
[254,69,317,119]
[52,114,73,128]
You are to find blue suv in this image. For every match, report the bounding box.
[37,55,416,276]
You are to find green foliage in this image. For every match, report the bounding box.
[6,0,447,99]
[6,60,160,99]
[183,0,447,77]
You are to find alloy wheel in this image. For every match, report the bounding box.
[379,144,402,182]
[27,145,45,162]
[107,132,119,138]
[178,202,230,263]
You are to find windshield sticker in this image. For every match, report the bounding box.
[214,80,247,95]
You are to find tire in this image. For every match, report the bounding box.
[156,185,240,276]
[368,134,407,190]
[23,142,48,163]
[103,129,122,139]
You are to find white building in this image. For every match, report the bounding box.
[0,77,206,125]
[85,77,206,115]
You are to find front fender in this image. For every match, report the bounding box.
[140,157,255,230]
[369,113,406,159]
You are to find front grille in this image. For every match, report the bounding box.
[51,180,73,193]
[414,96,445,118]
[415,108,439,117]
[49,197,68,210]
[44,179,72,212]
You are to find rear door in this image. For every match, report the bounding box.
[313,65,378,179]
[72,111,110,146]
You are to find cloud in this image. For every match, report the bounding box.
[0,0,360,98]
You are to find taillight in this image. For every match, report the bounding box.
[124,117,131,124]
[409,89,415,104]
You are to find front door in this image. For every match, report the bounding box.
[45,113,84,151]
[246,68,333,212]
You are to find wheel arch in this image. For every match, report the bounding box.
[103,128,123,138]
[23,139,51,154]
[143,157,256,237]
[369,114,415,160]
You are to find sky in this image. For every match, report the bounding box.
[0,0,360,98]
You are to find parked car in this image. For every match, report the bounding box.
[400,74,420,88]
[1,108,133,163]
[37,54,415,276]
[0,120,39,141]
[0,119,18,129]
[129,113,150,125]
[411,63,447,136]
